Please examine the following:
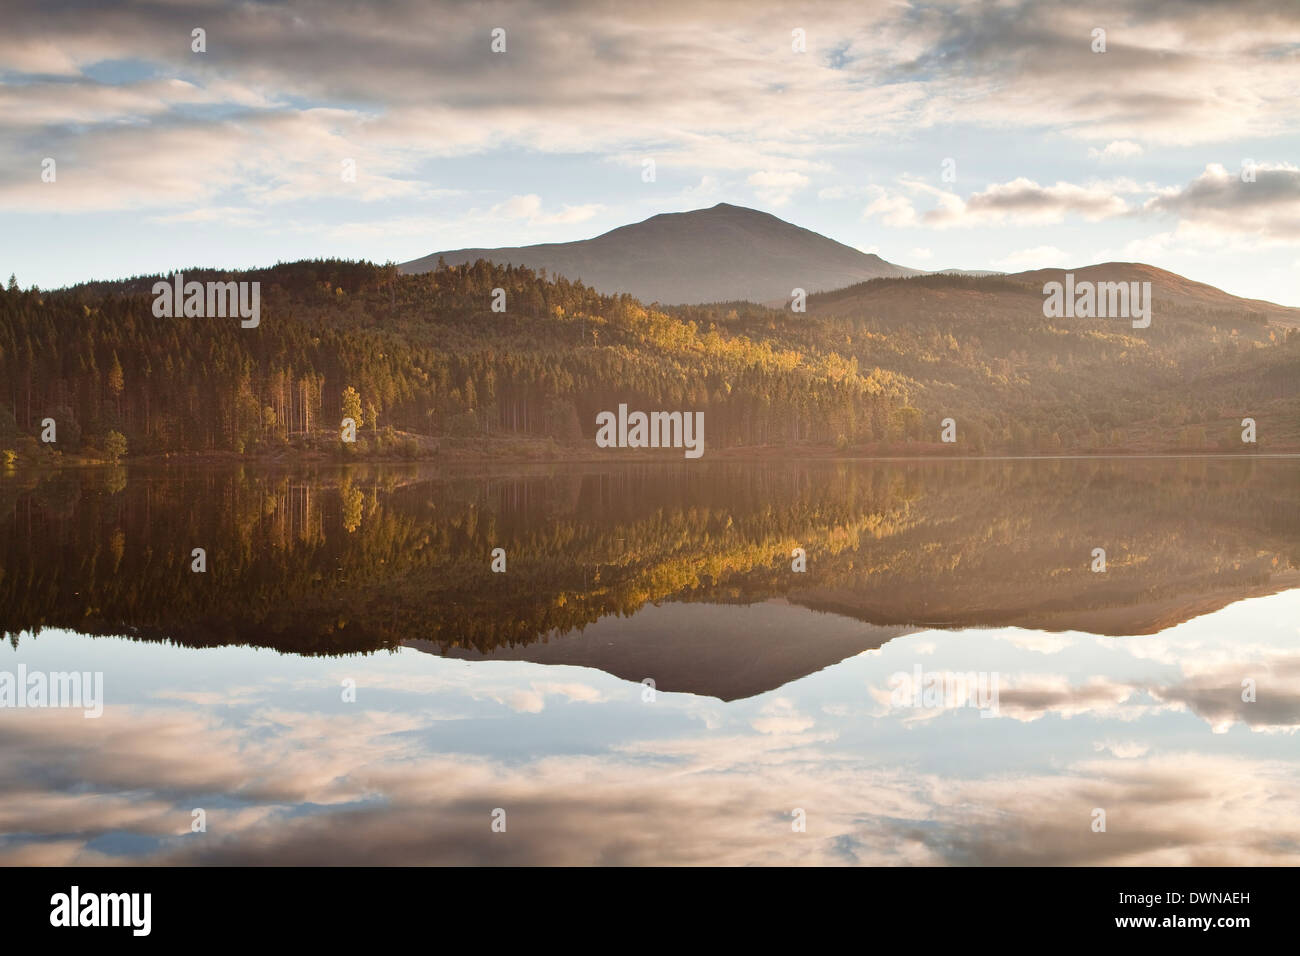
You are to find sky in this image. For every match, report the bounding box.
[1,0,1298,304]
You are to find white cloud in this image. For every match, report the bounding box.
[928,178,1130,228]
[1093,740,1151,759]
[1144,162,1300,242]
[748,170,810,206]
[488,195,606,226]
[751,697,816,734]
[861,177,1128,230]
[1088,140,1144,162]
[491,194,544,220]
[861,185,919,227]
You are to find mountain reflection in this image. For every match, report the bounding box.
[2,458,1298,865]
[1,458,1296,699]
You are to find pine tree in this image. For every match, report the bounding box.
[342,385,363,429]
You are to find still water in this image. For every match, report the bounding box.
[1,458,1297,864]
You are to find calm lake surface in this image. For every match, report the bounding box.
[1,457,1297,864]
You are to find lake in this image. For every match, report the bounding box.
[1,456,1297,864]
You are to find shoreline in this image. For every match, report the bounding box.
[4,445,1296,470]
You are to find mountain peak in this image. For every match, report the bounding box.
[704,201,774,215]
[401,204,920,304]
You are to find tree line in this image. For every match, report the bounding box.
[2,259,1296,459]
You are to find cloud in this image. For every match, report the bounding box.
[751,697,816,734]
[893,0,1300,145]
[681,175,721,199]
[491,195,545,220]
[1093,740,1150,758]
[861,177,1129,230]
[2,0,1295,222]
[3,598,1299,866]
[1088,140,1144,162]
[1144,162,1300,242]
[861,185,920,227]
[472,195,607,227]
[289,194,606,247]
[928,178,1130,227]
[859,163,1300,250]
[494,679,608,713]
[1,698,1296,866]
[995,632,1077,654]
[819,185,875,201]
[1148,653,1300,734]
[0,108,438,213]
[862,644,1300,732]
[989,675,1142,723]
[748,170,810,206]
[545,203,605,225]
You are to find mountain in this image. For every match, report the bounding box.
[400,202,921,304]
[927,268,1007,278]
[807,261,1300,325]
[409,606,919,702]
[1007,263,1300,326]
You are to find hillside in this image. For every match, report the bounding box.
[400,203,921,304]
[1007,263,1300,326]
[795,269,1300,453]
[1,252,1297,465]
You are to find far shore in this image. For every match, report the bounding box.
[3,432,1294,470]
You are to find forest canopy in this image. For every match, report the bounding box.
[1,259,1296,459]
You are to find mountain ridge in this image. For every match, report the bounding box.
[401,202,923,304]
[1007,263,1300,324]
[805,261,1300,325]
[403,203,1300,318]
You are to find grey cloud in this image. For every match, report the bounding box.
[932,179,1129,226]
[1145,164,1300,240]
[1150,653,1300,731]
[863,164,1300,242]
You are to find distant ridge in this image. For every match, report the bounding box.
[927,268,1007,278]
[1007,263,1300,324]
[400,202,922,304]
[805,261,1300,327]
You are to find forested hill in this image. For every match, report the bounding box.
[0,258,1297,462]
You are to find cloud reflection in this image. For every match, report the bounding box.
[2,593,1298,866]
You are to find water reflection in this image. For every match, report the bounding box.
[1,458,1296,691]
[0,459,1296,864]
